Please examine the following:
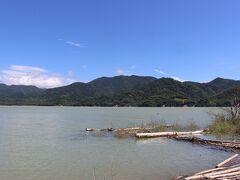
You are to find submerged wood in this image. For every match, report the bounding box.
[174,154,240,180]
[135,130,204,138]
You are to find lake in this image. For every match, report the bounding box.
[0,106,233,180]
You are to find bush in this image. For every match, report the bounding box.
[209,114,240,135]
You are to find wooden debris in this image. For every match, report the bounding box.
[173,136,240,150]
[85,127,155,138]
[195,167,227,175]
[85,127,153,132]
[135,130,204,138]
[86,128,115,132]
[217,154,239,168]
[85,128,96,131]
[173,154,240,180]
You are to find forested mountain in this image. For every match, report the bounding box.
[0,76,239,106]
[88,75,157,96]
[0,84,43,96]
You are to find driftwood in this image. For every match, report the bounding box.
[174,154,240,180]
[85,127,156,138]
[86,127,152,132]
[85,124,174,132]
[216,154,239,168]
[135,130,204,138]
[173,136,240,150]
[86,126,175,138]
[86,128,114,132]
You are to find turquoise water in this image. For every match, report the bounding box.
[0,106,233,180]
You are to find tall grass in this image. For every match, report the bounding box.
[209,114,240,135]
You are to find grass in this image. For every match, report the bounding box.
[146,120,169,132]
[209,114,240,135]
[169,121,199,132]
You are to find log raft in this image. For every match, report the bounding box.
[173,154,240,180]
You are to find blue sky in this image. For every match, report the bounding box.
[0,0,239,87]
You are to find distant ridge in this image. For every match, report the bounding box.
[0,76,239,106]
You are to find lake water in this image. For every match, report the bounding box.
[0,106,233,180]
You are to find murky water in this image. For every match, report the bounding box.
[0,106,233,180]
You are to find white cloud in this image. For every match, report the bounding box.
[116,68,125,75]
[11,65,47,73]
[0,65,75,88]
[154,69,186,82]
[65,41,84,48]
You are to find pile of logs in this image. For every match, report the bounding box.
[135,130,240,151]
[174,154,240,180]
[86,127,240,150]
[86,127,240,179]
[173,135,240,150]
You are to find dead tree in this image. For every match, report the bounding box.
[224,96,240,120]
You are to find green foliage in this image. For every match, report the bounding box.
[209,115,240,135]
[0,76,239,106]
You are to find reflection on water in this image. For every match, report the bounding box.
[0,106,233,180]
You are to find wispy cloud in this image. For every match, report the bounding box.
[81,65,87,69]
[154,69,169,75]
[58,38,85,48]
[0,65,75,88]
[154,69,186,82]
[11,65,47,73]
[65,41,84,48]
[115,65,137,76]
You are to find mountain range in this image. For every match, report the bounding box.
[0,76,239,106]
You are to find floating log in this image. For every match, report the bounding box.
[117,127,152,131]
[185,167,240,180]
[85,128,115,132]
[195,167,227,175]
[85,127,153,132]
[174,154,240,180]
[85,128,96,131]
[209,170,240,179]
[85,124,174,133]
[136,130,204,138]
[216,154,239,168]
